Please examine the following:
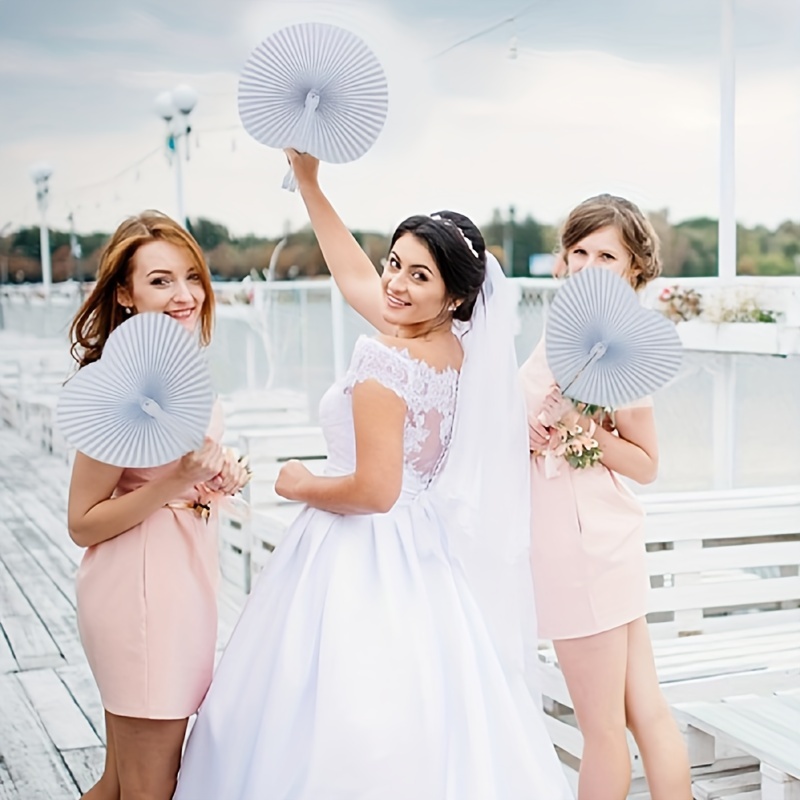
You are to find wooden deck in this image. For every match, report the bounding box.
[0,428,103,798]
[2,423,795,800]
[0,427,242,800]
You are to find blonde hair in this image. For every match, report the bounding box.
[70,211,214,368]
[557,194,661,290]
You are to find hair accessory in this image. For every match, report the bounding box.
[430,214,479,259]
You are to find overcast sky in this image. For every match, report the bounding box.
[1,0,799,237]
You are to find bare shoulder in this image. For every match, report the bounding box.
[70,450,125,486]
[615,398,655,424]
[612,403,657,444]
[374,334,463,374]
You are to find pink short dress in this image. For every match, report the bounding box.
[519,337,651,641]
[75,404,223,719]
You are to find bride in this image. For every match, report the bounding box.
[173,151,573,799]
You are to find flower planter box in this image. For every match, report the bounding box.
[677,321,780,354]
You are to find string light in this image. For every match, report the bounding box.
[52,123,243,225]
[428,1,544,61]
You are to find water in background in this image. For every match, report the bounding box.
[2,283,798,493]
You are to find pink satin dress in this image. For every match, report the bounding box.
[520,337,651,640]
[75,404,223,719]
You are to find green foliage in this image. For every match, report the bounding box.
[674,218,719,277]
[483,208,554,276]
[7,209,800,283]
[11,227,108,260]
[187,217,231,250]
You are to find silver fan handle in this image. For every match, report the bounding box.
[282,91,320,193]
[560,341,608,398]
[141,397,200,453]
[537,341,608,426]
[282,166,299,192]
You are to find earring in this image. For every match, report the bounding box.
[122,306,132,316]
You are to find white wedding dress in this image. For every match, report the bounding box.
[173,335,573,799]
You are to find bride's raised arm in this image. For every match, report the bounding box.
[286,149,390,333]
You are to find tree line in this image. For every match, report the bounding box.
[2,209,798,284]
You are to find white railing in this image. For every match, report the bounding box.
[2,278,799,492]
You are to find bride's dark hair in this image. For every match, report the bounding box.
[390,211,486,322]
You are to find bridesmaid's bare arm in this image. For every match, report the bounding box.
[589,406,659,484]
[286,149,391,334]
[67,439,225,547]
[275,380,406,514]
[538,386,658,484]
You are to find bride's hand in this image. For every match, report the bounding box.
[284,149,319,190]
[275,459,312,502]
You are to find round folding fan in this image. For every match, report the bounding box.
[545,267,683,408]
[57,312,214,468]
[238,22,389,190]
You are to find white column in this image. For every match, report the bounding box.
[173,133,186,228]
[39,210,52,293]
[718,0,737,280]
[711,356,737,489]
[330,282,347,381]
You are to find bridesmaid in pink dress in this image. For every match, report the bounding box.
[66,212,249,800]
[519,195,691,800]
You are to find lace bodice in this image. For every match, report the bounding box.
[318,336,460,494]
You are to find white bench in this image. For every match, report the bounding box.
[675,688,800,800]
[537,486,800,791]
[0,359,23,427]
[217,427,327,595]
[218,388,311,448]
[1,356,71,450]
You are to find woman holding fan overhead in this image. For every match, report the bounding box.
[66,211,248,800]
[173,151,574,799]
[520,194,691,800]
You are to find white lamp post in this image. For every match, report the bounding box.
[0,222,12,287]
[29,162,53,292]
[155,84,198,227]
[719,0,736,280]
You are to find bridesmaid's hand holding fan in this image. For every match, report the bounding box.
[205,449,251,496]
[175,438,225,487]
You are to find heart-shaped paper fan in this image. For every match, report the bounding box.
[546,267,683,408]
[238,22,389,190]
[57,312,214,468]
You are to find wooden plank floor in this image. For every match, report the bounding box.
[0,427,241,799]
[0,428,100,799]
[0,424,769,800]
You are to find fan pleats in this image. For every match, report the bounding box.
[57,313,214,468]
[545,268,683,408]
[238,22,389,164]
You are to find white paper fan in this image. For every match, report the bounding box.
[57,312,214,468]
[546,267,683,408]
[238,22,389,190]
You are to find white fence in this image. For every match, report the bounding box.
[2,277,799,492]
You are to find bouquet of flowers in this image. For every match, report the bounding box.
[548,416,602,470]
[536,395,610,477]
